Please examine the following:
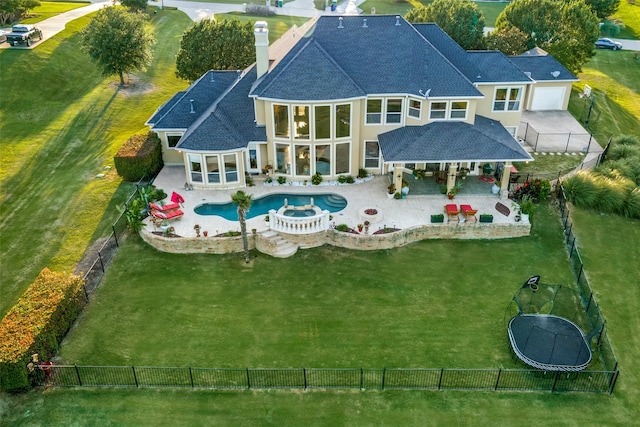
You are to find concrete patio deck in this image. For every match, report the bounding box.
[148,166,524,241]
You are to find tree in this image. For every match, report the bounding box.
[121,0,148,12]
[176,19,255,82]
[231,190,253,263]
[405,0,486,50]
[495,0,600,73]
[486,26,529,56]
[80,7,155,86]
[584,0,619,20]
[0,0,39,25]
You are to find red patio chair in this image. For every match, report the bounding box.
[150,209,184,221]
[149,202,180,212]
[460,204,478,223]
[445,204,459,222]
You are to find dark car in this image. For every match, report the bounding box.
[595,38,622,50]
[6,24,43,47]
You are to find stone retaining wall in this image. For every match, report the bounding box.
[140,231,254,254]
[142,223,530,254]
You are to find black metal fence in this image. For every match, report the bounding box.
[557,185,620,380]
[45,365,617,393]
[81,180,146,297]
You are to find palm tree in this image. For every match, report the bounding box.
[231,190,253,263]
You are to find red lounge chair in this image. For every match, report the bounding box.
[150,209,184,220]
[149,202,180,212]
[460,204,478,223]
[445,204,459,222]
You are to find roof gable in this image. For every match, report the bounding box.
[177,66,266,151]
[251,16,482,100]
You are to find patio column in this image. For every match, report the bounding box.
[446,163,458,194]
[500,162,512,199]
[393,164,404,194]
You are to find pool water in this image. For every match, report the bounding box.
[194,193,347,220]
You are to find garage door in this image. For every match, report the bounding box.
[531,87,566,111]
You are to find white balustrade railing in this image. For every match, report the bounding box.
[268,209,330,234]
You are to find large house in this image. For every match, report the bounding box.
[147,15,577,195]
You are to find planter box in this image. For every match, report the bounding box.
[430,214,445,223]
[479,214,494,223]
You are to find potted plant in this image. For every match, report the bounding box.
[262,164,273,175]
[394,191,402,199]
[440,185,447,195]
[387,183,396,198]
[430,213,444,223]
[519,195,536,223]
[401,180,409,197]
[479,214,493,223]
[357,223,364,232]
[364,220,370,234]
[492,180,501,195]
[194,224,201,237]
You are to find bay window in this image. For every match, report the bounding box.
[273,104,289,138]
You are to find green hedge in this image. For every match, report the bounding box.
[114,132,163,182]
[0,269,86,393]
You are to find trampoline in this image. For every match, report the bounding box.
[505,276,595,372]
[508,314,592,371]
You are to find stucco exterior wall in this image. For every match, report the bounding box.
[158,131,186,165]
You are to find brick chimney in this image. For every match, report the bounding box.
[254,21,269,79]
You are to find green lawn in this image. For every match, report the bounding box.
[20,1,90,24]
[612,1,640,39]
[219,13,312,42]
[568,49,640,139]
[0,8,191,317]
[57,204,573,368]
[472,1,507,27]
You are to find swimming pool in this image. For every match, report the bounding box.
[194,193,347,220]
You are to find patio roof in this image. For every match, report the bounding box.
[377,115,533,163]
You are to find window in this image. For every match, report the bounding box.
[167,134,182,148]
[508,88,522,111]
[206,155,220,184]
[294,145,311,176]
[450,101,468,119]
[408,100,421,119]
[366,99,382,124]
[294,105,309,139]
[276,143,290,174]
[493,88,522,111]
[273,104,289,138]
[314,105,331,139]
[223,153,238,183]
[336,104,351,138]
[386,99,402,124]
[189,154,202,183]
[364,141,380,168]
[315,145,331,175]
[429,102,447,119]
[335,142,350,175]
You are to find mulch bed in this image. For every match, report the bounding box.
[495,202,511,217]
[373,228,401,235]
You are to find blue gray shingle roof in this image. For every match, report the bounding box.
[148,71,240,130]
[413,24,531,84]
[378,115,533,162]
[510,48,577,82]
[251,16,482,100]
[176,66,266,151]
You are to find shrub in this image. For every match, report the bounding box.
[114,132,163,182]
[562,171,600,208]
[245,4,275,16]
[337,175,347,184]
[357,168,368,179]
[0,269,86,393]
[345,175,355,184]
[311,172,323,185]
[335,224,350,232]
[600,19,621,37]
[277,176,287,185]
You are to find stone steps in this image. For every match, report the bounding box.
[259,230,298,258]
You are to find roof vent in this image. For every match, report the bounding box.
[551,70,560,79]
[189,99,195,114]
[338,17,343,29]
[210,72,215,82]
[362,18,367,28]
[395,16,401,26]
[524,71,531,77]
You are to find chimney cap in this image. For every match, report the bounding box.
[254,21,268,32]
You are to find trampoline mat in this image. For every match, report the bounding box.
[508,314,592,371]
